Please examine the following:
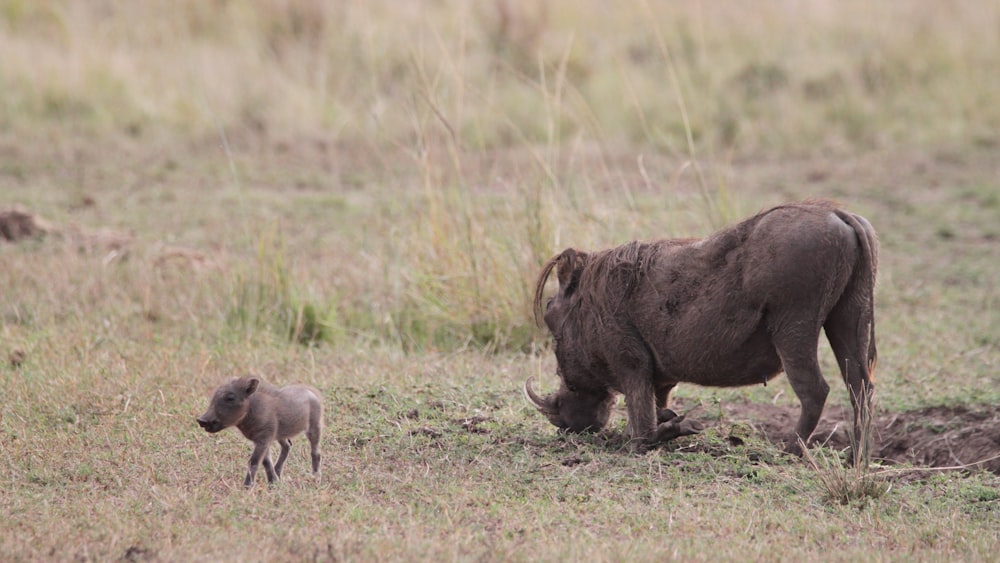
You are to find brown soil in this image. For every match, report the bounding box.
[0,208,52,241]
[0,206,131,257]
[714,401,1000,474]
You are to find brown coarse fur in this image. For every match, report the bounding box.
[197,377,323,488]
[526,200,878,458]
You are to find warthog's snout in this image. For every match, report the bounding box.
[196,416,223,433]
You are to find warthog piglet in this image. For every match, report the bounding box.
[197,377,323,488]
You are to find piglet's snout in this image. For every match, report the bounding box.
[196,415,221,433]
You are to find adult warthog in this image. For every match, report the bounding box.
[525,200,877,457]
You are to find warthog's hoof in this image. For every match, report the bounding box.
[652,416,703,444]
[657,408,679,424]
[783,436,806,458]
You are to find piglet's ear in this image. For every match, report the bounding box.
[245,378,259,395]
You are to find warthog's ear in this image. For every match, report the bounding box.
[534,248,590,325]
[245,378,259,396]
[556,249,587,295]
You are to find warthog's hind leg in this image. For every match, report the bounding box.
[307,428,321,476]
[824,290,877,465]
[774,330,829,457]
[273,439,292,478]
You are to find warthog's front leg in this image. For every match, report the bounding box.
[635,377,702,450]
[655,384,678,424]
[623,375,658,453]
[657,408,679,424]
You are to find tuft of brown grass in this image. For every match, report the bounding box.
[801,388,889,506]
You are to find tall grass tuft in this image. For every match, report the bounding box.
[7,2,999,154]
[226,226,336,346]
[801,388,888,505]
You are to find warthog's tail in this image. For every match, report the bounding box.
[834,209,879,384]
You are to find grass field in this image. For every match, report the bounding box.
[2,1,999,561]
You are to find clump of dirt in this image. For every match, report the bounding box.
[0,208,53,241]
[9,348,26,368]
[0,206,131,259]
[713,401,1000,474]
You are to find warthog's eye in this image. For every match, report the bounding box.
[545,297,554,311]
[224,394,236,403]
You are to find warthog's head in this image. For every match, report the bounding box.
[196,377,258,433]
[523,377,614,433]
[525,248,615,433]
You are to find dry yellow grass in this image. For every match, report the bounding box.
[2,0,999,151]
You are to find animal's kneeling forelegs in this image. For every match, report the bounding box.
[629,416,703,453]
[652,416,703,443]
[657,408,679,424]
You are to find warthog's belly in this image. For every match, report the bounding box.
[665,322,784,388]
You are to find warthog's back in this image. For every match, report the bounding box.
[630,203,867,387]
[267,384,323,439]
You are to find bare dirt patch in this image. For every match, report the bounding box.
[714,401,1000,474]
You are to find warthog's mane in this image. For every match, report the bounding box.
[534,240,674,326]
[579,241,660,317]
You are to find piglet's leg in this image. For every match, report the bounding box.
[307,434,321,476]
[273,439,292,478]
[261,453,277,483]
[308,408,322,476]
[245,442,275,488]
